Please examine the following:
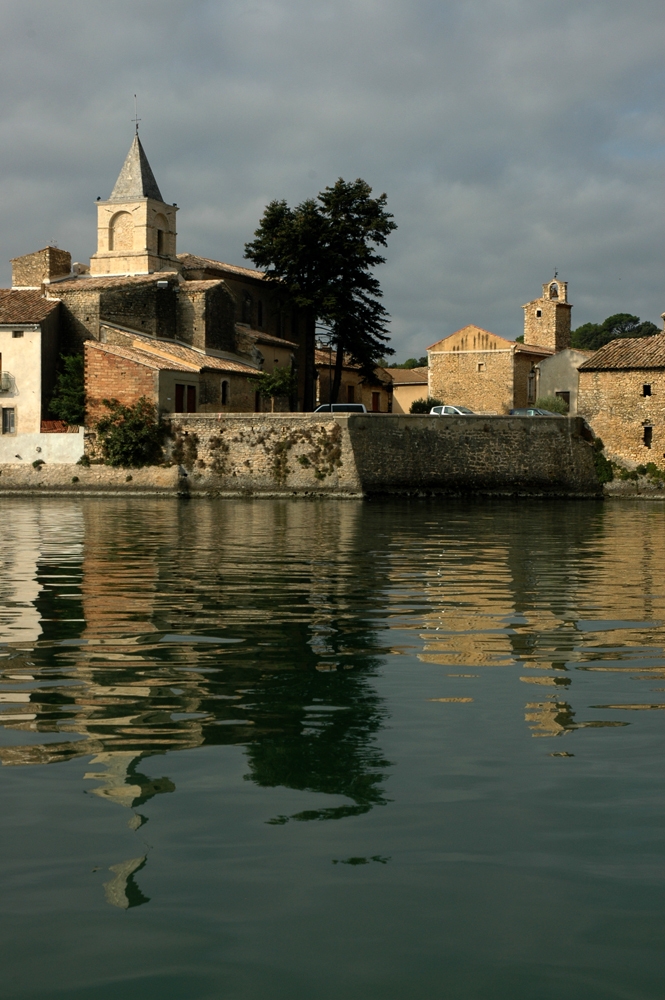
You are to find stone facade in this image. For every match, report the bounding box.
[522,279,572,352]
[578,368,665,467]
[427,326,549,413]
[11,247,72,289]
[577,333,665,468]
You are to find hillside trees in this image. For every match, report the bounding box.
[572,314,659,352]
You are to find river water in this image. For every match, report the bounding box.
[1,497,664,999]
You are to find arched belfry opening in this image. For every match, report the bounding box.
[90,134,179,277]
[549,282,559,299]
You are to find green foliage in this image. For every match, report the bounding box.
[245,178,397,383]
[410,397,442,414]
[536,395,569,414]
[514,335,524,344]
[592,437,614,484]
[95,397,164,467]
[392,356,428,369]
[571,314,659,352]
[49,354,85,425]
[254,366,298,399]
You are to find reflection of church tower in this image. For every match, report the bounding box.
[522,277,572,352]
[89,132,179,277]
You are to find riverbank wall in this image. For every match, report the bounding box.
[0,413,601,496]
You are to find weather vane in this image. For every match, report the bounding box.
[132,94,141,134]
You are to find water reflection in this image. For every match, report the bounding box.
[2,498,665,912]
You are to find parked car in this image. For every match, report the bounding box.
[430,405,475,416]
[509,407,561,416]
[313,403,367,413]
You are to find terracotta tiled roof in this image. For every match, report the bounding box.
[101,327,261,376]
[52,272,180,291]
[87,340,196,373]
[253,330,298,348]
[384,366,428,384]
[178,253,266,282]
[578,334,665,371]
[0,289,60,324]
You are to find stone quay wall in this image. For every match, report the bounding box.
[0,414,600,496]
[164,413,600,496]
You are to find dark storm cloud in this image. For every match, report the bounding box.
[1,0,664,355]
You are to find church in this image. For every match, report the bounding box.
[427,277,578,413]
[0,131,312,451]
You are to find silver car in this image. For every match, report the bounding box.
[430,405,475,416]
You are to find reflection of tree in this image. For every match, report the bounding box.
[0,498,394,826]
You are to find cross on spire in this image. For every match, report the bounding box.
[131,94,141,134]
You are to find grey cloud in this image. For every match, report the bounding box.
[1,0,665,357]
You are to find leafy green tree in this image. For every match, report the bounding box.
[572,314,659,352]
[254,366,298,411]
[95,397,164,467]
[49,354,85,425]
[245,178,396,407]
[410,397,442,413]
[536,395,569,414]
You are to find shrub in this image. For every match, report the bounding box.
[95,397,164,467]
[410,397,443,414]
[536,395,569,415]
[49,354,85,425]
[592,437,614,484]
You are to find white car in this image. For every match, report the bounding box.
[430,405,475,416]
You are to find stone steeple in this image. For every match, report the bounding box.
[109,135,164,203]
[522,276,572,352]
[90,135,179,277]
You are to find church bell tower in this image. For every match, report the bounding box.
[90,134,179,276]
[522,276,572,352]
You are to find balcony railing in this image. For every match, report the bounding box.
[0,372,15,393]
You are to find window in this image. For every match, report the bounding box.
[2,408,15,434]
[536,309,542,318]
[347,385,355,403]
[221,380,229,406]
[643,384,652,397]
[254,390,261,413]
[175,384,185,413]
[242,294,252,324]
[555,391,570,412]
[477,362,485,372]
[372,392,380,412]
[644,425,653,449]
[257,300,263,328]
[12,331,23,339]
[527,371,536,403]
[157,230,164,255]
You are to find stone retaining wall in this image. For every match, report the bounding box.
[0,414,601,496]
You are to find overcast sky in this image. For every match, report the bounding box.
[1,0,664,358]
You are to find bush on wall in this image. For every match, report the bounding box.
[95,397,164,467]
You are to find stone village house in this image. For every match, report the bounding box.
[426,278,577,413]
[382,366,428,413]
[578,332,665,467]
[314,347,392,411]
[0,133,315,461]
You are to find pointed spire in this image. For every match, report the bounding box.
[109,134,164,203]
